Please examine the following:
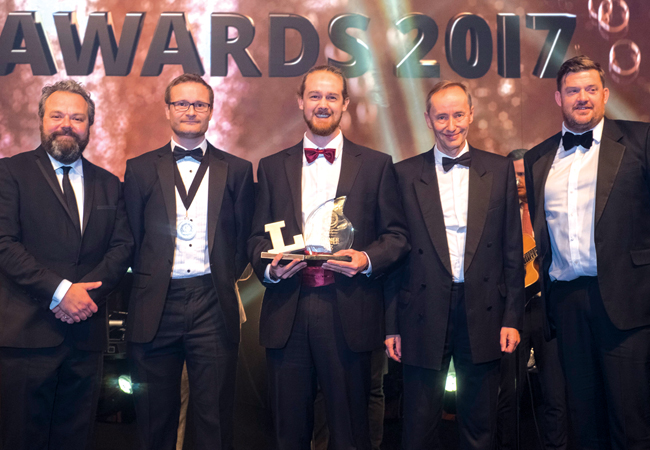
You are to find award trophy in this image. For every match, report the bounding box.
[261,196,354,262]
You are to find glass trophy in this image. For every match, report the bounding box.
[261,196,354,262]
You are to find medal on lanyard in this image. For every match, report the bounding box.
[173,150,209,241]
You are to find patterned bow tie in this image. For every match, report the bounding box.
[304,148,336,164]
[562,130,593,150]
[173,147,203,162]
[442,152,472,172]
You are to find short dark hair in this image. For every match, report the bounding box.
[508,148,528,161]
[297,65,349,100]
[425,81,472,114]
[556,55,606,91]
[164,73,214,109]
[39,80,95,126]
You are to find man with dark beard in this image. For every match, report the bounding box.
[248,65,409,449]
[0,80,133,450]
[124,74,254,450]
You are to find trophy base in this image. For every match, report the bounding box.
[261,252,352,262]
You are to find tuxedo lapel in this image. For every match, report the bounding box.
[34,146,80,229]
[335,138,362,199]
[284,143,303,231]
[207,144,228,255]
[531,135,559,235]
[595,119,625,226]
[414,149,452,276]
[464,148,492,273]
[155,144,177,248]
[81,158,95,235]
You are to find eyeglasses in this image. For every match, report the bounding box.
[167,101,211,113]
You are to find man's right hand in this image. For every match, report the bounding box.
[57,282,101,322]
[385,334,402,362]
[269,253,307,281]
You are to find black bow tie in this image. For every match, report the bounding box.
[562,131,593,150]
[173,147,203,162]
[442,152,472,172]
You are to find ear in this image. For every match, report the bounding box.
[424,111,434,130]
[603,87,610,105]
[468,105,474,124]
[165,105,171,121]
[298,96,304,111]
[555,91,562,108]
[342,97,350,112]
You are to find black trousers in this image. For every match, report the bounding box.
[402,283,500,450]
[129,274,238,450]
[266,285,372,450]
[496,296,568,450]
[0,332,103,450]
[550,277,650,450]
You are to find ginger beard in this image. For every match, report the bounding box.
[303,106,341,137]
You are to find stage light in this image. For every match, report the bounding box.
[118,375,133,394]
[445,373,457,392]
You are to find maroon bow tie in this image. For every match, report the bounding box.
[304,148,336,164]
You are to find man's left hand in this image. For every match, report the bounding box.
[322,249,368,277]
[500,327,520,353]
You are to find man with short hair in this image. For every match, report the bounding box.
[248,65,409,449]
[524,55,650,449]
[385,81,525,450]
[124,73,254,450]
[0,80,133,450]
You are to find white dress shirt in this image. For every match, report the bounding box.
[544,119,603,281]
[48,154,84,309]
[434,143,470,282]
[264,131,371,282]
[170,138,211,279]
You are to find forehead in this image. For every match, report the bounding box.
[429,86,470,113]
[304,71,344,95]
[169,82,212,101]
[44,91,88,114]
[513,159,525,171]
[561,70,603,89]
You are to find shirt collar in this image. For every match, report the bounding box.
[434,142,470,166]
[170,137,208,154]
[46,152,84,176]
[302,131,344,164]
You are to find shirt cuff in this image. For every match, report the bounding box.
[264,264,281,284]
[50,279,72,310]
[361,251,372,277]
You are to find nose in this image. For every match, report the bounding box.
[447,117,457,131]
[61,115,72,129]
[577,89,589,101]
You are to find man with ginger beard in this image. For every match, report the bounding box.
[524,55,650,449]
[0,80,133,450]
[248,65,409,449]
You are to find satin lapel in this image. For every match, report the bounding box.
[595,119,625,226]
[34,147,72,218]
[155,144,177,248]
[464,148,492,273]
[531,135,559,236]
[335,138,362,199]
[207,145,228,255]
[414,149,452,276]
[81,158,95,235]
[284,143,303,231]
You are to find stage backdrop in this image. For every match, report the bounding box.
[1,0,648,178]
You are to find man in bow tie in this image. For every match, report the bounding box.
[247,65,409,449]
[385,80,525,449]
[524,55,650,449]
[123,73,254,450]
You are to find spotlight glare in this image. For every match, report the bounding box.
[118,375,133,394]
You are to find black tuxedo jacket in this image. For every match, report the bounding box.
[247,138,410,353]
[0,146,133,351]
[386,146,525,370]
[524,118,650,336]
[124,142,254,344]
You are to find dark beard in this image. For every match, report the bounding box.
[304,109,341,137]
[40,126,89,164]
